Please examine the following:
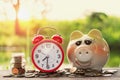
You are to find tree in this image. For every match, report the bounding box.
[89,12,108,22]
[11,0,26,36]
[85,12,108,31]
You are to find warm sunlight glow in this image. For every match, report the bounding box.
[0,0,120,21]
[18,8,30,20]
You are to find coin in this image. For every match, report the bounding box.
[64,68,70,72]
[12,68,19,75]
[25,73,35,78]
[75,69,85,75]
[49,73,59,77]
[103,69,117,74]
[70,67,77,73]
[68,73,76,78]
[14,74,25,78]
[39,74,49,78]
[3,74,13,77]
[26,70,36,73]
[65,72,71,76]
[76,74,82,78]
[103,74,112,77]
[84,70,102,77]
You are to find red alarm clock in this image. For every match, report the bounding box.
[31,28,64,73]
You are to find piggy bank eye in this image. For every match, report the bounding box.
[85,40,92,45]
[75,41,82,46]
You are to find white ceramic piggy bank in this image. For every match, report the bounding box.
[67,29,110,71]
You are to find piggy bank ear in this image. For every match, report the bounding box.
[70,30,83,40]
[88,29,102,39]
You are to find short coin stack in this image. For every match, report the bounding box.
[10,53,26,76]
[12,56,25,75]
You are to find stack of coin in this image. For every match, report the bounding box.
[10,53,26,75]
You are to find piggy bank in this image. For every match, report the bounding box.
[67,29,110,71]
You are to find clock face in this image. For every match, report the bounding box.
[32,40,64,72]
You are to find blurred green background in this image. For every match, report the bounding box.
[0,12,120,69]
[0,0,120,70]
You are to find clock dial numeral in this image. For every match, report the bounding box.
[46,44,51,48]
[41,45,45,48]
[42,64,44,67]
[53,46,55,49]
[56,60,59,63]
[56,50,59,53]
[52,64,54,67]
[37,60,40,63]
[38,49,41,53]
[57,54,61,59]
[35,54,39,58]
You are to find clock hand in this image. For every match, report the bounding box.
[41,52,46,55]
[46,56,49,69]
[42,56,47,61]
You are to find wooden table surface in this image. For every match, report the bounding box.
[0,68,120,80]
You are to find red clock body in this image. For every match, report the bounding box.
[31,39,64,72]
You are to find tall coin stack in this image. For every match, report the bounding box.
[10,53,26,75]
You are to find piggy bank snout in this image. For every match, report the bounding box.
[75,48,93,63]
